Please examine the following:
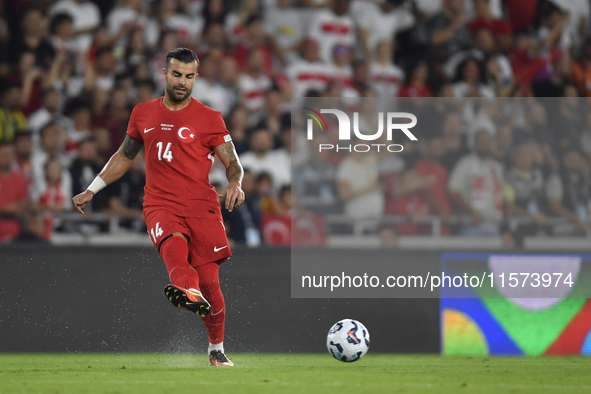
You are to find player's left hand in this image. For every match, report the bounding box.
[218,182,245,212]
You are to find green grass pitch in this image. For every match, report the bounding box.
[1,353,590,394]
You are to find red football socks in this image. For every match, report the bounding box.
[160,236,200,291]
[196,262,225,344]
[160,237,225,344]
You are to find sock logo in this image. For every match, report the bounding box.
[211,307,224,316]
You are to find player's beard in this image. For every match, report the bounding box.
[166,83,192,103]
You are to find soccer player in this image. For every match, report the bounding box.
[72,48,244,367]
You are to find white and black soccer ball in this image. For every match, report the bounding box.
[326,319,370,362]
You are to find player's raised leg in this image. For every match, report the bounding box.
[196,262,232,366]
[161,234,211,317]
[145,208,211,317]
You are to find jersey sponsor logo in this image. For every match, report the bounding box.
[144,127,155,133]
[213,245,228,252]
[177,125,196,143]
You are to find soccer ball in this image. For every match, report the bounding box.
[326,319,370,362]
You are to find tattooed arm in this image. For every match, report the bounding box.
[214,141,245,212]
[73,136,144,214]
[97,136,144,184]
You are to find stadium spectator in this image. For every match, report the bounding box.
[227,0,261,43]
[548,85,583,152]
[106,150,146,230]
[238,48,272,113]
[156,0,203,48]
[190,54,232,115]
[38,158,71,213]
[27,88,67,144]
[336,147,384,218]
[95,87,131,154]
[12,130,34,187]
[50,0,101,53]
[254,171,286,217]
[572,38,591,97]
[532,52,571,99]
[133,79,157,106]
[198,23,228,55]
[240,128,290,190]
[415,132,452,226]
[253,89,285,138]
[202,0,228,27]
[30,121,68,202]
[430,0,473,59]
[581,112,591,159]
[294,135,339,214]
[12,51,45,116]
[379,225,398,247]
[107,0,159,50]
[448,130,504,235]
[223,168,262,246]
[377,136,405,216]
[546,148,591,235]
[504,0,537,30]
[491,123,513,167]
[503,143,549,239]
[278,184,292,216]
[122,29,152,71]
[398,60,432,97]
[48,13,77,55]
[370,40,405,98]
[226,105,250,155]
[218,57,240,108]
[13,9,54,70]
[308,0,355,65]
[285,38,331,98]
[533,1,569,59]
[440,112,468,171]
[357,0,414,62]
[69,137,102,194]
[468,0,513,49]
[386,126,453,235]
[452,57,495,98]
[265,0,303,66]
[0,83,28,142]
[233,15,273,75]
[331,45,357,96]
[12,211,48,243]
[0,142,29,243]
[92,47,117,98]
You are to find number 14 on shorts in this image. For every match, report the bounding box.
[150,222,163,243]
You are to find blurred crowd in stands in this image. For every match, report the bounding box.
[0,0,590,247]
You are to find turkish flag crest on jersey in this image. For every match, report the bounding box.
[177,125,196,144]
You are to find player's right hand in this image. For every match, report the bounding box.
[72,190,94,215]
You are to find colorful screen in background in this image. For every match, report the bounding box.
[440,253,591,356]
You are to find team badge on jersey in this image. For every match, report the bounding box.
[177,125,196,144]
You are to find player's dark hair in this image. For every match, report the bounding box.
[166,47,200,69]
